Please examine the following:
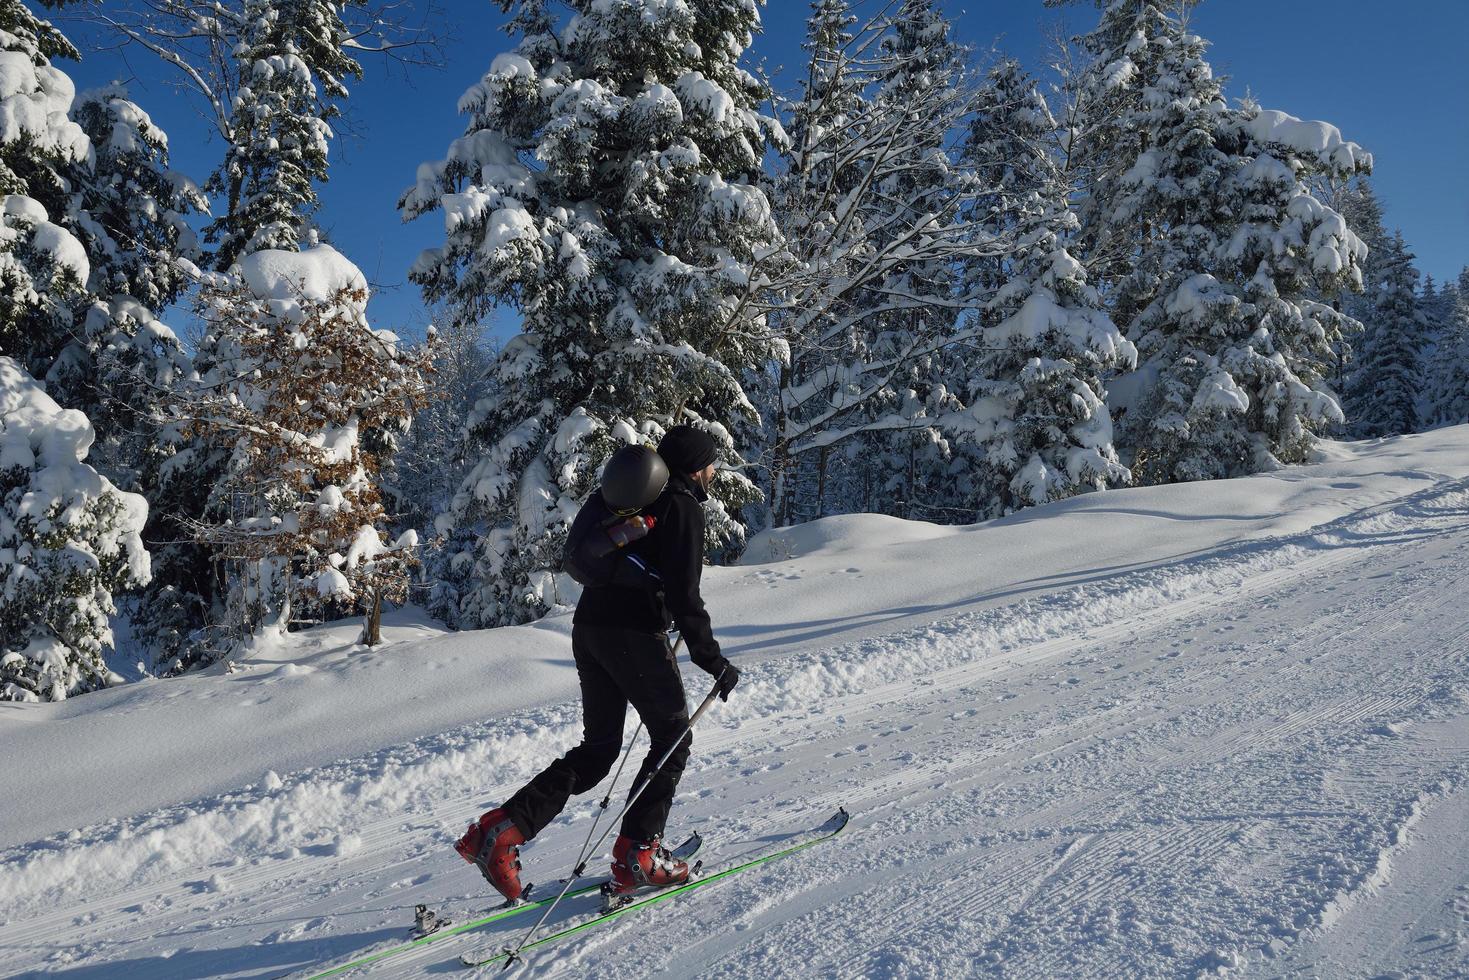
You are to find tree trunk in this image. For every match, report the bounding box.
[362,588,383,646]
[816,444,829,518]
[906,444,916,519]
[772,362,793,526]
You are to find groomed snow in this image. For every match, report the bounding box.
[2,427,1469,976]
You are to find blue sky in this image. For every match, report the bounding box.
[63,0,1468,338]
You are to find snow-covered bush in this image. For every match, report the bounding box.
[0,356,149,701]
[183,246,427,645]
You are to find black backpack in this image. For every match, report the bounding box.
[562,490,662,590]
[562,445,669,590]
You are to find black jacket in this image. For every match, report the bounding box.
[573,471,725,674]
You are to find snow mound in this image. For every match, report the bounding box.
[740,513,951,565]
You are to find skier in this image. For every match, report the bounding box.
[454,424,741,903]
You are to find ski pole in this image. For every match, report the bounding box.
[566,722,642,871]
[501,661,729,971]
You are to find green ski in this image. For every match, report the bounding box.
[295,884,600,980]
[461,808,850,970]
[296,833,701,979]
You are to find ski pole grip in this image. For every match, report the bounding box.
[689,671,726,726]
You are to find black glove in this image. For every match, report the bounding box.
[710,661,740,702]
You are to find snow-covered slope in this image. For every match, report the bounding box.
[3,428,1469,977]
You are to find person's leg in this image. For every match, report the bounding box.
[501,625,627,840]
[592,630,690,842]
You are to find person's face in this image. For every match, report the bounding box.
[692,463,716,490]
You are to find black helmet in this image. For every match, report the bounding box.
[600,444,669,513]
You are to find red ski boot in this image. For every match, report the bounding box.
[454,808,529,903]
[604,834,689,909]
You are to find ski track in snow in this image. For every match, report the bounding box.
[3,482,1469,977]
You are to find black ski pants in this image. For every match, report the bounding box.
[503,624,691,843]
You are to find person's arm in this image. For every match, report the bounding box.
[657,494,724,674]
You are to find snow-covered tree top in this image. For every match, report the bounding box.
[1236,108,1372,174]
[236,243,369,324]
[75,85,167,154]
[0,355,95,468]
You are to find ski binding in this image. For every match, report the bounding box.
[411,903,450,938]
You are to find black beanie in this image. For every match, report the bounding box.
[658,424,717,474]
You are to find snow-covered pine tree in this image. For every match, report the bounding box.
[393,308,499,538]
[1067,0,1367,484]
[67,83,211,674]
[958,59,1135,517]
[402,0,783,628]
[0,4,210,674]
[764,0,866,525]
[0,356,150,701]
[0,24,202,450]
[60,86,208,480]
[1206,103,1370,464]
[182,247,427,646]
[1421,275,1441,320]
[0,0,91,383]
[1327,178,1388,395]
[857,0,971,519]
[69,86,204,313]
[1070,0,1245,481]
[1428,268,1469,426]
[1344,231,1425,438]
[203,0,362,270]
[1418,274,1448,424]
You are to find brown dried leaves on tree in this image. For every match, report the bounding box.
[178,277,433,635]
